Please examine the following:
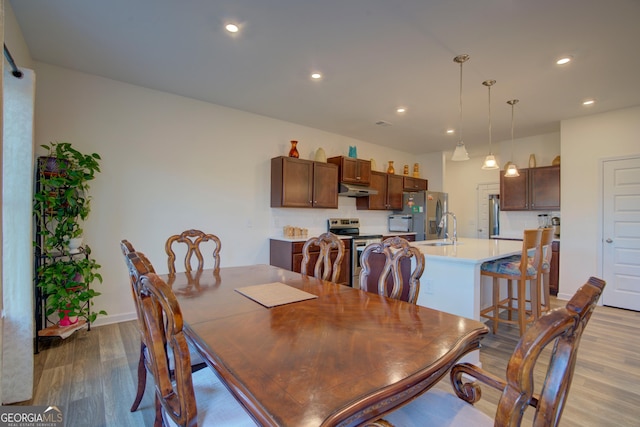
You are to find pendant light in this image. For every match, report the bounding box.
[505,99,520,177]
[481,79,499,170]
[451,54,470,161]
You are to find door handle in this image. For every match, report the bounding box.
[606,238,613,243]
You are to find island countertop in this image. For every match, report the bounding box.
[412,238,522,264]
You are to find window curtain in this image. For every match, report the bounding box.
[2,67,35,404]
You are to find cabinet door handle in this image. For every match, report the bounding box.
[606,238,613,243]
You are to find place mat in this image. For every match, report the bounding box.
[235,282,318,308]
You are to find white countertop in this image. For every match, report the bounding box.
[412,238,522,264]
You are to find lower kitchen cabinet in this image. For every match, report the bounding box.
[270,238,351,285]
[550,241,559,296]
[356,171,403,210]
[383,234,416,242]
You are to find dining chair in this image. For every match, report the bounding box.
[165,229,222,275]
[120,241,205,413]
[300,232,345,283]
[136,271,256,427]
[368,276,606,427]
[358,236,425,304]
[480,229,543,335]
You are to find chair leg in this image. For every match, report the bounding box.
[492,277,500,334]
[130,341,147,412]
[154,394,163,427]
[517,279,527,336]
[542,272,551,312]
[532,276,541,319]
[507,279,514,320]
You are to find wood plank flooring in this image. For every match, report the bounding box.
[14,298,640,426]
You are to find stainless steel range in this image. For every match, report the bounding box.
[328,218,383,287]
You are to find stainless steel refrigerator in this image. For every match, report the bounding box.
[399,191,448,240]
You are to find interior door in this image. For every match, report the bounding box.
[602,156,640,310]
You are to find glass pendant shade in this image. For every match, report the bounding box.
[451,54,470,161]
[482,154,499,169]
[505,99,520,177]
[452,141,469,161]
[505,163,520,177]
[481,79,499,170]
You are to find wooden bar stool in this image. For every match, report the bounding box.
[538,227,555,316]
[480,229,542,335]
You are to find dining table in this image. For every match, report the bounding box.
[164,264,489,427]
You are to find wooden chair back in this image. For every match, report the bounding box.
[137,272,198,427]
[358,236,425,304]
[452,277,606,427]
[165,229,222,275]
[300,232,345,283]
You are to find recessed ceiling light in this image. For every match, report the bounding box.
[582,99,595,106]
[225,23,239,33]
[446,129,455,134]
[556,56,572,65]
[396,107,406,113]
[311,72,322,80]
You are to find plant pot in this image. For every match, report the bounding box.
[39,156,69,177]
[67,237,84,254]
[58,308,79,327]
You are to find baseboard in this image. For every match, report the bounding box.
[90,311,137,327]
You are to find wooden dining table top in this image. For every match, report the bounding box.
[164,264,489,427]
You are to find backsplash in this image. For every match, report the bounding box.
[499,210,560,238]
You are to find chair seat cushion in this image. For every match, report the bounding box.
[481,255,537,276]
[382,389,493,427]
[144,339,205,370]
[165,367,256,426]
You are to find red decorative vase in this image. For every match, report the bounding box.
[59,309,79,327]
[289,140,299,158]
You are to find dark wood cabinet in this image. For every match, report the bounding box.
[356,171,403,210]
[402,176,428,192]
[271,156,338,208]
[550,240,559,296]
[500,166,560,211]
[269,239,350,285]
[327,156,371,185]
[383,234,416,242]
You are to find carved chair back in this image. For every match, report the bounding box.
[451,277,605,427]
[165,229,221,275]
[300,232,345,283]
[137,272,198,427]
[358,236,425,304]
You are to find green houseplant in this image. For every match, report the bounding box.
[33,142,106,324]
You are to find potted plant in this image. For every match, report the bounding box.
[33,141,106,325]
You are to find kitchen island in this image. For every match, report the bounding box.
[412,238,522,320]
[411,238,522,365]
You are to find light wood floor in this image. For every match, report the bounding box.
[15,298,640,426]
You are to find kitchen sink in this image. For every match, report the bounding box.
[420,240,460,246]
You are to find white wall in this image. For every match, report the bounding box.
[560,106,640,300]
[31,62,442,325]
[444,133,560,238]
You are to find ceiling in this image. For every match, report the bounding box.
[9,0,640,156]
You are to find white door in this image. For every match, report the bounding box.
[477,183,499,239]
[602,156,640,310]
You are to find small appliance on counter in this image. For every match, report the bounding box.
[388,214,412,233]
[551,216,560,237]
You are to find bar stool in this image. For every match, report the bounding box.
[480,229,542,335]
[538,227,555,316]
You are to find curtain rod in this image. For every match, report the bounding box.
[3,44,23,78]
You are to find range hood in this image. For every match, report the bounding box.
[338,183,379,197]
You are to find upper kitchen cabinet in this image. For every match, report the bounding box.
[500,166,560,211]
[271,156,338,208]
[356,171,403,210]
[327,156,371,185]
[402,176,428,192]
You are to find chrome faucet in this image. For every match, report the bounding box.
[439,212,457,242]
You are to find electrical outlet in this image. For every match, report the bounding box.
[424,279,434,294]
